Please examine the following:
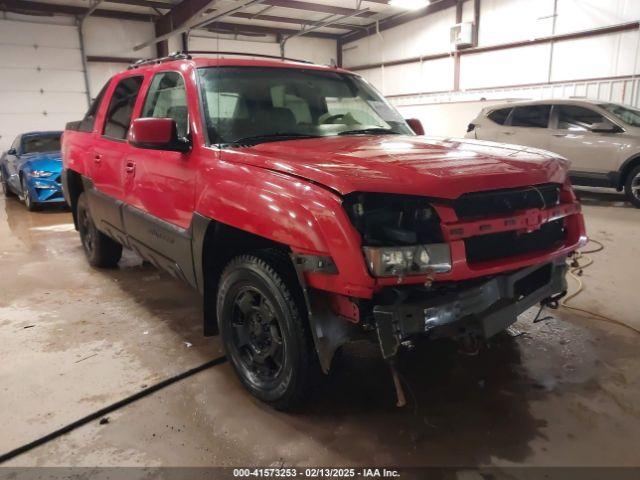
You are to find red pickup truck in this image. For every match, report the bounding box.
[62,53,587,409]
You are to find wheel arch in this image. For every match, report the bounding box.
[192,213,354,373]
[62,169,84,228]
[18,169,27,193]
[618,154,640,190]
[192,214,295,336]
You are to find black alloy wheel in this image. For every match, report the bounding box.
[76,192,122,267]
[229,286,286,384]
[217,252,319,410]
[78,196,97,257]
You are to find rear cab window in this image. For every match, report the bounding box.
[510,105,551,128]
[79,81,110,133]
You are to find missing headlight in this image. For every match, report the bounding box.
[343,192,443,246]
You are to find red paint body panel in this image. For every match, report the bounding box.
[62,57,587,301]
[237,136,569,198]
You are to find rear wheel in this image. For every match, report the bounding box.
[624,166,640,208]
[216,251,319,410]
[76,192,122,267]
[21,175,39,211]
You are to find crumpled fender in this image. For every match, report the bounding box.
[195,154,376,298]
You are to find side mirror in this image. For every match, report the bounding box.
[7,148,17,155]
[406,118,425,136]
[128,118,191,153]
[590,121,622,133]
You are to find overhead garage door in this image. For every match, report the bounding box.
[0,19,87,152]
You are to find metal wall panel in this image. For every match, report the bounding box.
[0,19,85,151]
[0,68,85,93]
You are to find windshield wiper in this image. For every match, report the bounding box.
[229,133,320,146]
[338,128,400,136]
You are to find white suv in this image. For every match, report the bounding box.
[466,99,640,207]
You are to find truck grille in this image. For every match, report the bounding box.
[465,219,566,264]
[453,184,561,220]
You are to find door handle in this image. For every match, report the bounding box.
[94,154,102,164]
[552,133,567,138]
[125,161,136,173]
[502,131,515,135]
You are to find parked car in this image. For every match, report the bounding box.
[62,53,586,409]
[0,131,65,210]
[466,99,640,207]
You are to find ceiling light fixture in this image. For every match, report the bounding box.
[389,0,431,10]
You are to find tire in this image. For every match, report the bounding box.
[216,250,319,410]
[624,166,640,208]
[21,175,39,211]
[76,192,122,267]
[1,168,14,198]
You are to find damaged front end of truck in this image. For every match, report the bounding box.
[294,182,585,388]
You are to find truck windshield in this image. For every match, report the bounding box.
[598,103,640,128]
[197,67,413,145]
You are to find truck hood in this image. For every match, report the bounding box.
[232,136,569,199]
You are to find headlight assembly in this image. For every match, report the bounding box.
[363,244,451,277]
[343,192,448,277]
[30,170,53,178]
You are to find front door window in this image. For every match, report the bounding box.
[142,71,189,138]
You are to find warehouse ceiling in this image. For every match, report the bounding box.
[0,0,456,41]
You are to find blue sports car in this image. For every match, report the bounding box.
[0,131,65,211]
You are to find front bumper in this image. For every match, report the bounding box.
[374,258,568,358]
[26,176,64,203]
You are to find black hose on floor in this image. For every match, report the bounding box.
[0,355,227,464]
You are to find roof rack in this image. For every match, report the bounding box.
[186,50,314,64]
[127,50,314,69]
[128,52,191,69]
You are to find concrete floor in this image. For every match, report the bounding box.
[1,188,639,468]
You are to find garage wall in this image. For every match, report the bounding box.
[84,17,155,97]
[85,22,337,101]
[188,34,337,66]
[0,17,86,152]
[343,0,640,137]
[0,11,336,152]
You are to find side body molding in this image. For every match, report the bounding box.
[81,176,198,289]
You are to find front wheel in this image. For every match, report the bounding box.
[21,175,38,211]
[76,192,122,267]
[624,166,640,208]
[216,252,319,410]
